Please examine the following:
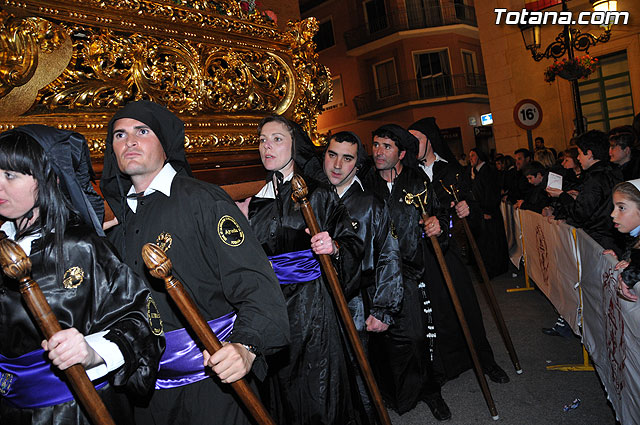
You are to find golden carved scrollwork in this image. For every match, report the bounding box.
[286,17,333,144]
[0,13,67,98]
[0,0,332,176]
[37,28,295,118]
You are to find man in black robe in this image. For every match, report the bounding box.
[100,100,290,425]
[408,117,510,385]
[469,148,509,278]
[322,131,404,422]
[362,124,451,421]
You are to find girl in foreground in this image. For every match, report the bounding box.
[610,179,640,302]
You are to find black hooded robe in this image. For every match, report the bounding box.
[340,180,403,423]
[363,165,447,414]
[248,175,367,425]
[101,101,290,425]
[469,162,509,278]
[409,117,503,382]
[0,225,165,425]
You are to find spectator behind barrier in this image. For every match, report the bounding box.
[609,179,640,302]
[609,125,640,180]
[546,130,624,256]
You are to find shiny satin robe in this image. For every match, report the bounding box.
[0,224,165,425]
[108,175,290,425]
[248,175,367,425]
[341,183,403,328]
[341,182,403,423]
[363,166,447,414]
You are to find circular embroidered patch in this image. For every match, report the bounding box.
[147,296,164,336]
[217,215,245,247]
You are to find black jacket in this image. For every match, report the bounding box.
[556,160,623,252]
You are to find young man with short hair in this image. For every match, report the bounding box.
[100,100,289,425]
[323,131,403,423]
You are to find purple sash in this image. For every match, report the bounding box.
[155,311,236,390]
[0,349,108,408]
[268,249,322,285]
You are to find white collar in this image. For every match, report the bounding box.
[419,152,447,181]
[0,221,39,256]
[127,163,177,213]
[255,172,294,199]
[338,175,363,198]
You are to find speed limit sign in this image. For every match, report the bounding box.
[513,99,543,130]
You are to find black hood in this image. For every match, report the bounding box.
[100,100,193,221]
[7,124,105,236]
[408,117,457,164]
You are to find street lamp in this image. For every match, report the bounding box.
[519,0,617,136]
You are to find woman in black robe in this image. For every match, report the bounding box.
[409,118,509,384]
[240,115,367,425]
[0,127,164,424]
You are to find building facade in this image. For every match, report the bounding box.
[475,0,639,156]
[301,0,492,159]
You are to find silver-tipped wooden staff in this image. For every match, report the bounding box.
[404,183,499,420]
[441,178,522,374]
[0,232,116,425]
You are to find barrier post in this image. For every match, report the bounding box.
[546,228,594,371]
[507,209,535,293]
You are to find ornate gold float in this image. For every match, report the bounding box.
[0,0,331,184]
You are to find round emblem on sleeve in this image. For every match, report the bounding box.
[146,296,164,336]
[217,215,245,247]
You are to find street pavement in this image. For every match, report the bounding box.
[387,269,618,425]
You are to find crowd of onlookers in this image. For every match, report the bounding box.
[459,115,640,337]
[463,121,640,259]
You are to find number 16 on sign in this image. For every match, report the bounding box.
[513,99,543,152]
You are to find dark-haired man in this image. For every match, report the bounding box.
[362,124,451,421]
[323,131,403,422]
[508,148,534,205]
[100,100,289,425]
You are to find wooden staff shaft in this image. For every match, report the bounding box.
[296,196,392,425]
[19,278,116,425]
[149,260,276,425]
[423,215,499,419]
[460,217,522,373]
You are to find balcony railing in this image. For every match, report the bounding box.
[344,3,477,50]
[353,73,487,116]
